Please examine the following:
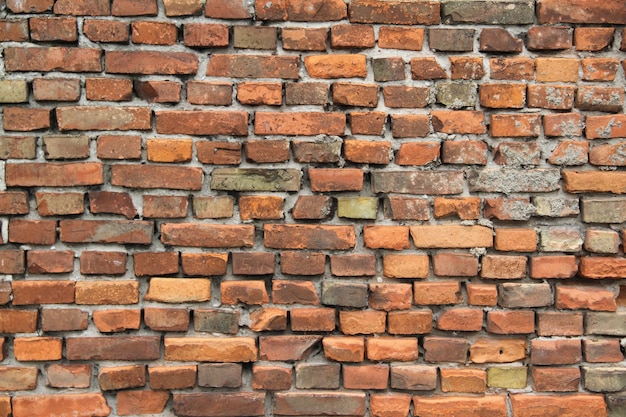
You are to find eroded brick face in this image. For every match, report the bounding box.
[0,1,622,416]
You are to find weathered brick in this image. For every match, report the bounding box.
[372,171,463,195]
[442,0,534,24]
[480,28,523,53]
[582,57,619,81]
[165,337,257,362]
[98,365,145,391]
[413,396,507,417]
[414,281,463,305]
[75,281,139,305]
[145,278,211,303]
[480,83,525,108]
[93,309,140,333]
[208,54,298,78]
[487,310,535,335]
[198,363,242,388]
[60,220,152,244]
[5,47,101,72]
[442,140,488,165]
[6,0,54,13]
[173,393,265,417]
[41,308,88,332]
[12,394,111,417]
[66,336,160,361]
[46,364,91,389]
[435,81,477,108]
[144,307,189,332]
[423,337,468,363]
[148,366,196,390]
[391,114,431,138]
[3,107,50,131]
[222,280,269,305]
[255,112,345,135]
[441,368,487,393]
[537,312,583,337]
[106,51,197,74]
[187,81,232,105]
[12,280,75,305]
[470,337,527,363]
[532,367,580,392]
[282,28,327,51]
[349,0,439,24]
[498,283,552,308]
[410,57,448,80]
[536,57,579,82]
[538,0,626,24]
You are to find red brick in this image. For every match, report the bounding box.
[280,29,327,53]
[221,280,269,305]
[331,24,375,48]
[437,308,483,332]
[367,337,419,362]
[442,140,488,165]
[527,84,576,110]
[148,365,196,390]
[96,135,141,160]
[281,251,326,276]
[413,396,507,417]
[144,307,189,332]
[450,56,484,80]
[93,309,141,333]
[6,0,54,13]
[131,21,176,45]
[106,51,197,75]
[67,336,160,361]
[548,140,589,166]
[3,107,50,131]
[249,308,287,332]
[343,139,390,165]
[582,57,619,81]
[441,369,487,394]
[487,310,535,334]
[384,196,429,220]
[0,135,36,159]
[60,220,152,245]
[14,337,62,361]
[480,83,525,108]
[133,252,178,277]
[532,367,581,392]
[75,281,139,305]
[490,57,534,80]
[388,310,432,335]
[250,147,302,168]
[340,310,385,335]
[423,337,468,363]
[330,254,375,277]
[349,0,440,25]
[12,394,111,417]
[369,283,412,311]
[29,17,77,42]
[531,339,582,365]
[429,28,475,52]
[527,26,572,50]
[186,81,232,105]
[112,0,156,15]
[584,338,623,363]
[45,364,91,388]
[344,365,388,390]
[80,251,126,275]
[4,47,101,72]
[196,142,241,165]
[383,254,428,279]
[53,0,109,15]
[394,142,439,166]
[538,0,626,24]
[470,338,527,363]
[135,80,181,103]
[27,250,73,274]
[98,365,145,390]
[256,112,346,136]
[530,256,578,279]
[111,164,202,190]
[117,390,169,416]
[162,223,253,248]
[410,57,447,80]
[536,57,579,82]
[158,110,244,136]
[467,284,498,306]
[290,307,334,331]
[334,82,379,107]
[0,191,27,215]
[309,168,363,192]
[350,111,386,135]
[252,365,292,390]
[207,54,299,79]
[480,28,522,53]
[206,0,251,18]
[580,257,626,278]
[0,310,37,333]
[9,219,57,245]
[232,252,274,275]
[433,253,479,277]
[370,394,411,417]
[41,308,88,332]
[414,281,462,305]
[56,106,150,131]
[393,366,442,391]
[238,82,282,106]
[586,115,626,139]
[491,114,541,137]
[32,78,79,102]
[537,312,583,336]
[83,19,129,42]
[391,114,430,138]
[431,110,487,135]
[556,285,616,311]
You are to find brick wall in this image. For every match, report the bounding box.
[0,0,626,416]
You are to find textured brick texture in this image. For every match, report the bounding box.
[0,1,624,416]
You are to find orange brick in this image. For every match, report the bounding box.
[14,337,62,361]
[387,310,432,335]
[304,54,367,79]
[378,26,424,50]
[366,337,418,362]
[495,228,537,252]
[383,254,429,279]
[433,197,480,220]
[479,83,525,108]
[363,226,410,250]
[395,142,440,166]
[239,195,284,220]
[536,58,579,82]
[530,256,578,279]
[575,27,614,51]
[339,310,386,335]
[467,284,498,306]
[323,336,365,363]
[491,114,541,137]
[146,138,193,163]
[487,310,535,334]
[431,110,486,134]
[440,369,487,393]
[414,281,462,306]
[410,225,492,249]
[481,255,527,279]
[437,308,483,332]
[237,82,282,105]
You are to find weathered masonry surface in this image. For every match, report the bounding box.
[1,0,626,416]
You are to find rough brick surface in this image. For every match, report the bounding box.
[0,2,621,415]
